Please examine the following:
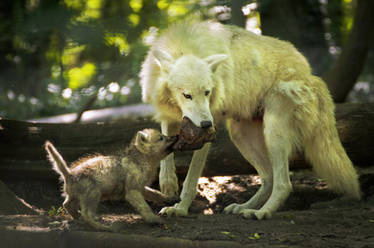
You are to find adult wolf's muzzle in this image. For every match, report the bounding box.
[172,116,216,151]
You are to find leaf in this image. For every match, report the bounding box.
[248,232,261,240]
[48,206,56,217]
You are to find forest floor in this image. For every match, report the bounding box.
[1,171,374,248]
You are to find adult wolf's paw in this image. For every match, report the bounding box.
[159,204,188,217]
[160,173,179,198]
[239,209,272,220]
[223,203,246,215]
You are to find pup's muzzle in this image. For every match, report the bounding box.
[166,135,179,153]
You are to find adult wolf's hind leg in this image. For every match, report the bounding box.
[159,121,180,198]
[224,119,273,215]
[239,91,297,220]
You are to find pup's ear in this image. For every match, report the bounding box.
[153,50,174,72]
[204,54,227,72]
[135,131,148,146]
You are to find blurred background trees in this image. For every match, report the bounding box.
[0,0,373,120]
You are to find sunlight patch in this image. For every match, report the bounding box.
[197,176,232,204]
[198,175,262,204]
[68,63,96,89]
[62,88,72,99]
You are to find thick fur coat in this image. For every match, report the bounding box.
[140,20,360,219]
[45,129,176,231]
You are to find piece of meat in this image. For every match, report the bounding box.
[173,117,216,151]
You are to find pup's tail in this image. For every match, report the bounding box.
[44,141,71,180]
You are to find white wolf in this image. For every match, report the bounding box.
[139,20,361,219]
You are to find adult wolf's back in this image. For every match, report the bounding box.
[139,19,361,219]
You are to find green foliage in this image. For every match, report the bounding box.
[48,205,66,217]
[0,0,174,120]
[327,0,354,47]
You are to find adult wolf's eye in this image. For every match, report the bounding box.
[205,90,210,96]
[183,93,192,100]
[159,136,164,141]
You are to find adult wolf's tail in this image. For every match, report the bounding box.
[305,130,361,199]
[44,141,71,181]
[303,78,361,200]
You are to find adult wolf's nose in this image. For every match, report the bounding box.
[200,121,212,129]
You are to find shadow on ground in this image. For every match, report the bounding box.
[1,172,374,248]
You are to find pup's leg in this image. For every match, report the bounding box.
[125,189,162,224]
[159,121,180,198]
[143,186,178,205]
[63,195,80,219]
[80,193,113,231]
[160,143,211,217]
[224,119,273,214]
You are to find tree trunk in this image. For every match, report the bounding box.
[259,0,329,75]
[323,0,374,102]
[230,0,246,28]
[1,103,373,180]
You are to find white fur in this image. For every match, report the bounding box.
[140,20,361,219]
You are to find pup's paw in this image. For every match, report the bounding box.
[159,204,188,217]
[239,209,272,220]
[159,174,179,198]
[223,203,246,215]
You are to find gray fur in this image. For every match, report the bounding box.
[45,129,177,231]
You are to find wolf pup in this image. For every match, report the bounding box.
[45,129,177,231]
[140,19,361,220]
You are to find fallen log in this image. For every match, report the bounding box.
[0,103,373,181]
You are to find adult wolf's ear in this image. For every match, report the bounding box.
[153,50,174,72]
[204,54,227,72]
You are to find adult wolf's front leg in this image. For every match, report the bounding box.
[160,121,180,197]
[160,143,211,217]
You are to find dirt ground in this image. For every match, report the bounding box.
[2,172,374,248]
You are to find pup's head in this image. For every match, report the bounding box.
[134,129,177,159]
[154,50,227,130]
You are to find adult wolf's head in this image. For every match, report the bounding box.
[153,50,227,128]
